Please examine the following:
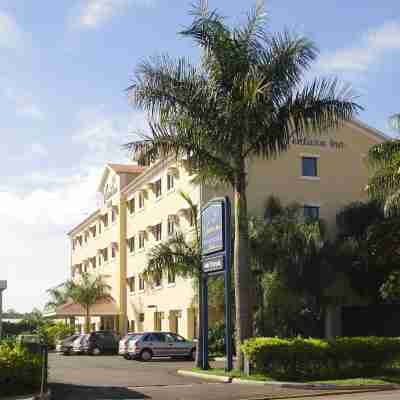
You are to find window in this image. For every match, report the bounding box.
[167,219,175,236]
[154,223,162,241]
[302,156,318,177]
[91,257,96,269]
[154,271,162,287]
[92,226,96,238]
[111,246,116,259]
[98,221,102,235]
[128,198,135,214]
[139,275,145,291]
[167,174,174,190]
[72,240,76,251]
[139,233,145,249]
[103,213,109,228]
[139,192,144,209]
[304,205,320,219]
[98,254,102,266]
[189,206,197,227]
[129,277,135,292]
[167,268,175,284]
[139,313,145,323]
[83,263,88,273]
[130,320,135,332]
[154,179,162,198]
[84,232,89,243]
[111,207,117,223]
[128,236,135,253]
[103,248,108,262]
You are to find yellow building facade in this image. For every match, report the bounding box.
[67,120,386,338]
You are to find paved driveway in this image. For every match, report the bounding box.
[49,353,399,400]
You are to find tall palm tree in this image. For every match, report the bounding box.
[45,285,68,312]
[141,191,207,368]
[126,1,361,369]
[368,115,400,216]
[65,273,110,333]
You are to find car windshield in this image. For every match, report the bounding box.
[127,333,142,341]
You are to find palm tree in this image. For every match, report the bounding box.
[141,191,207,367]
[64,273,110,333]
[45,285,68,312]
[368,115,400,216]
[126,1,361,369]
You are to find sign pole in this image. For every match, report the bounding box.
[201,274,209,370]
[224,199,233,372]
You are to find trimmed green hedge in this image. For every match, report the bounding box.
[241,337,400,380]
[0,340,42,396]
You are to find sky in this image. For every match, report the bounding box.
[0,0,398,312]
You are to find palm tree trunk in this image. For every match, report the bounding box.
[85,306,90,334]
[233,165,253,371]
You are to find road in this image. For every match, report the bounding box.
[49,353,399,400]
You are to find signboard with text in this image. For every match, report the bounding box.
[201,202,224,256]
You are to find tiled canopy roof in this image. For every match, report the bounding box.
[53,296,119,317]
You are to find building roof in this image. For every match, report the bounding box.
[50,296,119,317]
[106,163,147,174]
[67,209,100,236]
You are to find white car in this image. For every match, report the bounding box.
[119,333,142,359]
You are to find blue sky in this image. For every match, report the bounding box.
[0,0,398,312]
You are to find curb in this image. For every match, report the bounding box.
[177,370,231,383]
[177,370,400,391]
[4,391,51,400]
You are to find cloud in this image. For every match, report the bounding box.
[3,86,45,120]
[72,0,153,29]
[317,21,400,72]
[0,11,23,50]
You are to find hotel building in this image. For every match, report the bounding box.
[57,120,386,338]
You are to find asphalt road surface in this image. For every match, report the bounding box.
[49,353,400,400]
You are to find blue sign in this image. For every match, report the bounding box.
[201,202,224,256]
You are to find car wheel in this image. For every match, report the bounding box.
[92,347,101,356]
[123,354,131,360]
[140,349,153,361]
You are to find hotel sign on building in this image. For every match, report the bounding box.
[59,119,386,338]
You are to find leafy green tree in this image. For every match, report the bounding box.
[64,273,110,333]
[126,1,360,368]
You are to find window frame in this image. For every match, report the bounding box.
[303,205,320,219]
[154,179,162,198]
[301,156,319,178]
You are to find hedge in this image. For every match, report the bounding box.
[0,340,42,396]
[241,337,400,380]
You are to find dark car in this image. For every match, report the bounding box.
[82,331,119,355]
[56,334,80,355]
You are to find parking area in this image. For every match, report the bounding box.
[49,352,382,400]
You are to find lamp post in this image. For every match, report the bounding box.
[0,281,7,339]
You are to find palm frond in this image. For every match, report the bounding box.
[367,140,400,168]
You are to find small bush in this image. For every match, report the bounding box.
[241,336,400,380]
[0,340,42,396]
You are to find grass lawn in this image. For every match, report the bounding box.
[191,368,400,385]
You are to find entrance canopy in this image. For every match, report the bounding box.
[47,297,119,318]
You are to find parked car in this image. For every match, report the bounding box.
[127,331,195,361]
[81,331,119,355]
[56,334,80,355]
[71,334,88,354]
[119,332,142,359]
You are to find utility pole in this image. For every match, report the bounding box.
[0,281,7,338]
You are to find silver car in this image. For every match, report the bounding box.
[127,331,195,361]
[71,334,88,354]
[119,333,142,359]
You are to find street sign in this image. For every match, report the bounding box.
[201,201,224,256]
[200,197,233,372]
[202,254,225,274]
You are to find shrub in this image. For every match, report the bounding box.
[0,340,42,396]
[241,336,400,380]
